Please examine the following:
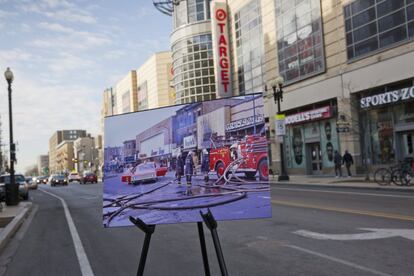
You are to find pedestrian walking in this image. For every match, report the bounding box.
[185,151,195,187]
[342,150,354,177]
[334,150,342,178]
[201,149,210,183]
[176,153,184,185]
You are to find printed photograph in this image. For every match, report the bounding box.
[103,95,271,226]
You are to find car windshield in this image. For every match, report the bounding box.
[70,173,78,176]
[138,163,155,171]
[55,175,66,180]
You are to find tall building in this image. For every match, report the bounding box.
[55,141,75,174]
[37,154,49,175]
[136,51,175,110]
[153,0,414,175]
[49,130,87,174]
[115,71,138,115]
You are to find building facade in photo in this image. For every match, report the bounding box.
[152,0,414,176]
[49,130,87,174]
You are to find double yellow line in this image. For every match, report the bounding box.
[271,200,414,222]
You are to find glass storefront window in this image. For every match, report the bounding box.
[344,0,414,60]
[275,0,325,84]
[235,0,264,94]
[285,118,339,169]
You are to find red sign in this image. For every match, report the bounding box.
[211,0,232,98]
[285,106,332,125]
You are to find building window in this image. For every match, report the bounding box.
[138,81,148,110]
[275,0,326,84]
[172,33,216,104]
[175,0,212,28]
[344,0,414,60]
[235,0,264,94]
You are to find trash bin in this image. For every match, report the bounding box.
[5,184,19,206]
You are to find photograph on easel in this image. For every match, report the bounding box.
[103,94,271,227]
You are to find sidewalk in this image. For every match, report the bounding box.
[0,202,33,253]
[270,175,414,192]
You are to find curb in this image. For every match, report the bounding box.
[0,202,33,253]
[271,182,414,193]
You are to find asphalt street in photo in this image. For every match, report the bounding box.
[1,182,414,276]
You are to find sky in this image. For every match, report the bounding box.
[104,105,182,148]
[0,0,173,172]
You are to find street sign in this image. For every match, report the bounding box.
[275,114,286,136]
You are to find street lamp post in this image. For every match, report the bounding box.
[4,68,19,205]
[268,76,289,181]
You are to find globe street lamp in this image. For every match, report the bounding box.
[267,76,289,181]
[4,67,19,205]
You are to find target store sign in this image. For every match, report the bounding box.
[211,0,232,98]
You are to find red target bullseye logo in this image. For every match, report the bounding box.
[216,8,227,21]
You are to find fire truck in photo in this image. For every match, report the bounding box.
[209,134,269,181]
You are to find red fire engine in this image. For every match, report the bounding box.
[209,134,269,181]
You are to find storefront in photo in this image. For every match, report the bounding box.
[358,79,414,167]
[283,100,340,175]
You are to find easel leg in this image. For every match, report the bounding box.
[197,222,211,276]
[130,216,156,276]
[200,209,229,276]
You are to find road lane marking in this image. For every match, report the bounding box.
[272,187,414,199]
[285,244,392,276]
[40,188,94,276]
[271,200,414,222]
[295,228,414,241]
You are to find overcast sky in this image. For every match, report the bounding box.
[0,0,172,172]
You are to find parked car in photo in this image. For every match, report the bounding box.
[82,172,98,184]
[50,175,68,186]
[0,174,29,200]
[68,172,81,183]
[121,162,163,185]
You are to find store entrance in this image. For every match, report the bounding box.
[307,142,322,174]
[397,131,414,160]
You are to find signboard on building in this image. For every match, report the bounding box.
[211,0,232,98]
[275,114,286,136]
[360,86,414,109]
[225,114,264,131]
[183,135,197,149]
[285,106,332,125]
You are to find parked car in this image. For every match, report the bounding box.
[35,176,48,184]
[121,162,161,185]
[50,175,68,186]
[82,172,97,184]
[68,172,81,183]
[0,174,29,200]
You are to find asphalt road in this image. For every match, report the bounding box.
[1,182,414,276]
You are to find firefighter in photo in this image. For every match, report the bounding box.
[201,149,210,183]
[230,143,238,161]
[176,152,184,185]
[185,151,195,187]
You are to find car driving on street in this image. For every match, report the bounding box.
[82,172,98,184]
[68,172,81,183]
[50,174,68,186]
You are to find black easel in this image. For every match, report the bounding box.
[129,208,228,276]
